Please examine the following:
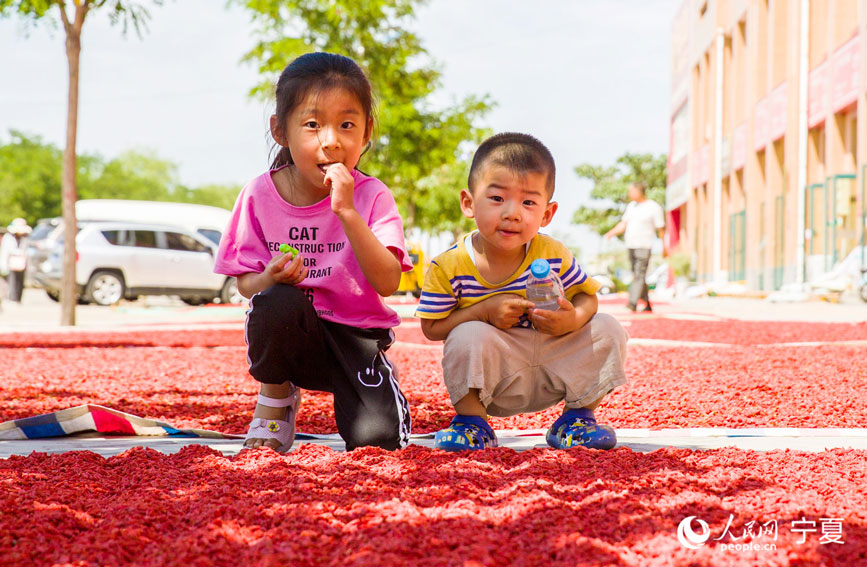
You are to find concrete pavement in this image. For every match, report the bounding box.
[3,427,867,458]
[2,287,866,333]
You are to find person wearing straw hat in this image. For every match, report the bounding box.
[0,218,32,303]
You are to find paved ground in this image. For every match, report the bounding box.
[2,286,867,331]
[3,428,867,459]
[0,288,249,332]
[2,286,866,457]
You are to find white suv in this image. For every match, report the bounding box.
[34,222,239,306]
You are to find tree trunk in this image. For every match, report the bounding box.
[60,2,87,326]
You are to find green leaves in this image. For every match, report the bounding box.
[0,1,161,37]
[571,152,667,237]
[0,131,63,225]
[0,1,55,19]
[0,132,239,227]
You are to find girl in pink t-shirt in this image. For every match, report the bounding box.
[215,52,413,452]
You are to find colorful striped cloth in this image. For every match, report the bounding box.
[0,405,243,440]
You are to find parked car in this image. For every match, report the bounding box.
[75,199,231,246]
[26,200,232,290]
[34,221,240,306]
[859,268,867,303]
[645,263,670,290]
[396,241,425,298]
[25,217,68,288]
[591,273,616,295]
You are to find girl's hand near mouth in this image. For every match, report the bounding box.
[323,163,356,216]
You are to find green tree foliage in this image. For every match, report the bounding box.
[174,184,241,211]
[571,152,667,237]
[0,131,63,227]
[0,132,237,227]
[81,149,178,202]
[233,0,492,231]
[413,158,476,241]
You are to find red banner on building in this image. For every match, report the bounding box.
[808,60,829,128]
[832,34,860,113]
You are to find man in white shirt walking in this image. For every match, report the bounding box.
[604,183,666,311]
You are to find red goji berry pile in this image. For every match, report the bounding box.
[1,444,865,566]
[2,328,866,433]
[0,329,246,348]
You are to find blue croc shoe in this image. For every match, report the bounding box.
[546,408,617,450]
[434,415,498,451]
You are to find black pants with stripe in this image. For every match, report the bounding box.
[245,284,411,451]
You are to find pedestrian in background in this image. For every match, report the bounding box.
[0,218,32,303]
[604,183,666,312]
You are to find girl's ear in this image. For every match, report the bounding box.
[364,116,374,144]
[459,188,475,219]
[270,114,287,146]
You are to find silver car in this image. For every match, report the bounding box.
[34,221,239,306]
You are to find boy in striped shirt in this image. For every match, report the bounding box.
[416,133,628,451]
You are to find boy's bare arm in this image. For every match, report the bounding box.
[571,291,598,328]
[420,293,535,341]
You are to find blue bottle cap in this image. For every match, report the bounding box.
[530,259,551,278]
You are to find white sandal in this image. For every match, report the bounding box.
[243,387,302,453]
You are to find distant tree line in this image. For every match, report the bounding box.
[0,130,241,228]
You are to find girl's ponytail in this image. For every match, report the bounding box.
[270,147,293,170]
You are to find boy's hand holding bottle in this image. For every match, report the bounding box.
[526,259,582,336]
[527,296,580,336]
[482,293,535,330]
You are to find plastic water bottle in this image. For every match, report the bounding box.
[526,259,564,311]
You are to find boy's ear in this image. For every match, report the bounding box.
[459,188,475,219]
[269,114,287,146]
[539,201,558,227]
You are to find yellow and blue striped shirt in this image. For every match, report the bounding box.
[415,233,601,328]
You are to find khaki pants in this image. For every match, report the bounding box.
[442,313,628,417]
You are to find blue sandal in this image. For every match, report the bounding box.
[546,408,617,450]
[434,415,498,451]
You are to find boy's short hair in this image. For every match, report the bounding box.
[468,132,556,197]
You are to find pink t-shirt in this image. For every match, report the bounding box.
[214,167,412,329]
